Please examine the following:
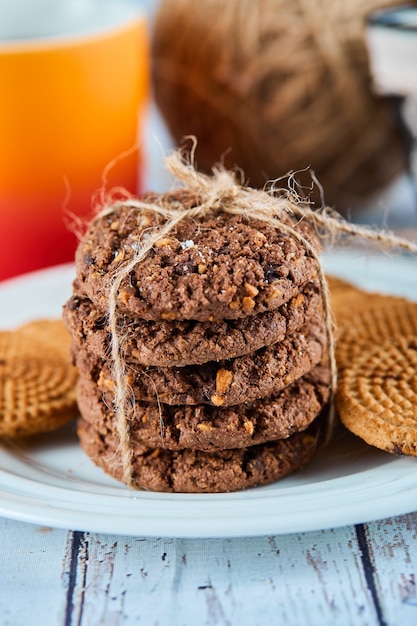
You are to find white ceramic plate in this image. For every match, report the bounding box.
[0,249,416,538]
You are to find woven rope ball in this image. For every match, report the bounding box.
[152,0,410,210]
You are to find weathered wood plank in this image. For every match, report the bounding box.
[2,514,416,626]
[365,512,417,626]
[72,527,379,626]
[0,518,69,626]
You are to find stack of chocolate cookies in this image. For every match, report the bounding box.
[64,189,330,493]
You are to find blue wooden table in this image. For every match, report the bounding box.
[1,513,417,626]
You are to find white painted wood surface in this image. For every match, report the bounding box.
[1,513,417,626]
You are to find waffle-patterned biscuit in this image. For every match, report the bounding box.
[327,274,417,370]
[77,417,319,493]
[76,365,329,451]
[63,281,321,367]
[336,298,417,372]
[336,336,417,456]
[328,275,410,332]
[74,319,326,407]
[0,320,78,437]
[75,190,321,322]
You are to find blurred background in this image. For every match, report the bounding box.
[143,0,417,231]
[1,0,416,280]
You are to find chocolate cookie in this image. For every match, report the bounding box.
[75,190,321,321]
[64,281,321,367]
[76,365,329,451]
[74,318,326,407]
[77,417,319,492]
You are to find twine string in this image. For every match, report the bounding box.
[101,149,417,487]
[152,0,410,209]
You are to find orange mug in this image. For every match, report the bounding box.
[0,0,149,280]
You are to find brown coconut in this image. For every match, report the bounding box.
[152,0,412,210]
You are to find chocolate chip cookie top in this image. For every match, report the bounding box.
[75,190,321,321]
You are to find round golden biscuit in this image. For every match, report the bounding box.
[336,336,417,456]
[0,319,78,437]
[335,298,417,372]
